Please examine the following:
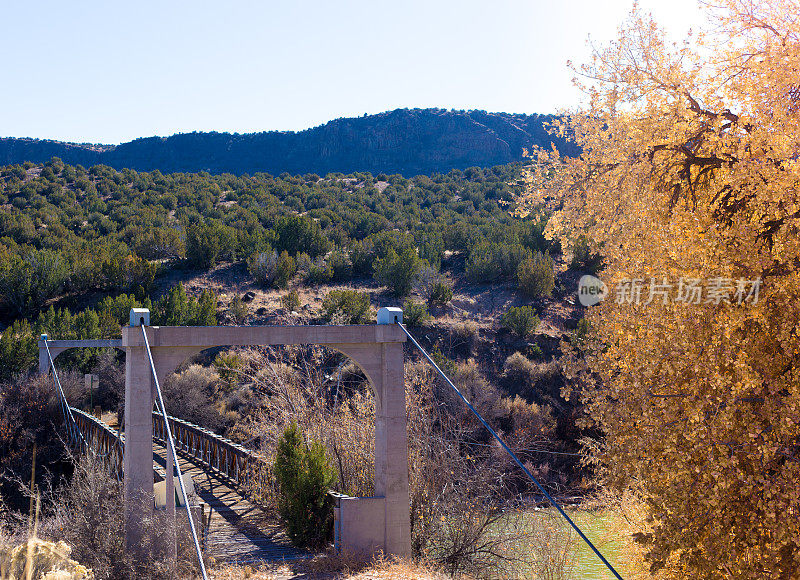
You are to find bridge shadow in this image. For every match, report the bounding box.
[152,443,311,564]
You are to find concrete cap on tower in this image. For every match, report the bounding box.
[377,307,403,325]
[129,308,151,327]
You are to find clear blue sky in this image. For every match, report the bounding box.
[0,0,703,144]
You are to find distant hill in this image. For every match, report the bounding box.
[0,108,577,176]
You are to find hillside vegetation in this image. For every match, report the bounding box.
[0,155,591,473]
[0,153,603,578]
[0,157,560,333]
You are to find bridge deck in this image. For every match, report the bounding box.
[152,442,308,564]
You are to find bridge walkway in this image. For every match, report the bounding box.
[152,441,307,564]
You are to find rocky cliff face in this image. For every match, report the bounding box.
[0,108,577,176]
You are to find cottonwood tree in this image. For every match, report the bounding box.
[519,2,800,577]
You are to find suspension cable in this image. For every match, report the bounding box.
[397,322,624,580]
[139,324,209,580]
[42,337,87,449]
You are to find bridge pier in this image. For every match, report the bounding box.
[123,343,156,552]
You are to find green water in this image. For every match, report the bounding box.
[520,509,630,580]
[565,510,628,580]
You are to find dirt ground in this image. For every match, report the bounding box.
[156,254,582,339]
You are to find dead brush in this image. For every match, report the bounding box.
[231,345,376,507]
[441,321,480,358]
[210,349,576,579]
[2,453,205,579]
[345,558,453,580]
[300,546,378,577]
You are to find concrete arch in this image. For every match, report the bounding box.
[122,319,410,558]
[38,339,125,375]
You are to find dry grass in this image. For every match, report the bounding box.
[346,559,451,579]
[209,556,451,580]
[209,561,295,579]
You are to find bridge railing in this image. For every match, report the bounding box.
[67,406,269,495]
[70,407,124,479]
[152,412,268,489]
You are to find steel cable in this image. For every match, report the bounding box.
[139,324,209,580]
[42,338,87,449]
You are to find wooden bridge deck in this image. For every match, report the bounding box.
[152,442,308,564]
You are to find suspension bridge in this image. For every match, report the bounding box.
[40,306,624,580]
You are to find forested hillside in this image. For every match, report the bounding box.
[0,157,576,373]
[0,108,578,176]
[0,155,604,577]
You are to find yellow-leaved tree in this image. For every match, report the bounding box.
[519,1,800,577]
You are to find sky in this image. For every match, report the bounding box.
[0,0,705,144]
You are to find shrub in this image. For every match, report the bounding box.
[294,252,312,273]
[322,290,371,324]
[0,320,36,381]
[129,227,184,261]
[497,243,532,278]
[516,252,555,299]
[503,351,538,384]
[374,248,422,297]
[229,295,248,324]
[248,250,296,288]
[248,250,276,285]
[449,360,501,415]
[327,248,353,282]
[275,214,330,258]
[0,249,69,318]
[448,321,479,358]
[465,243,502,283]
[430,346,457,376]
[402,300,430,327]
[152,284,217,326]
[428,280,453,306]
[274,251,297,288]
[163,364,227,432]
[274,422,337,550]
[416,265,453,306]
[526,342,544,358]
[214,351,243,389]
[502,305,540,338]
[305,258,334,285]
[418,233,444,270]
[185,222,232,269]
[570,234,603,272]
[99,254,157,295]
[281,290,301,312]
[349,238,376,276]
